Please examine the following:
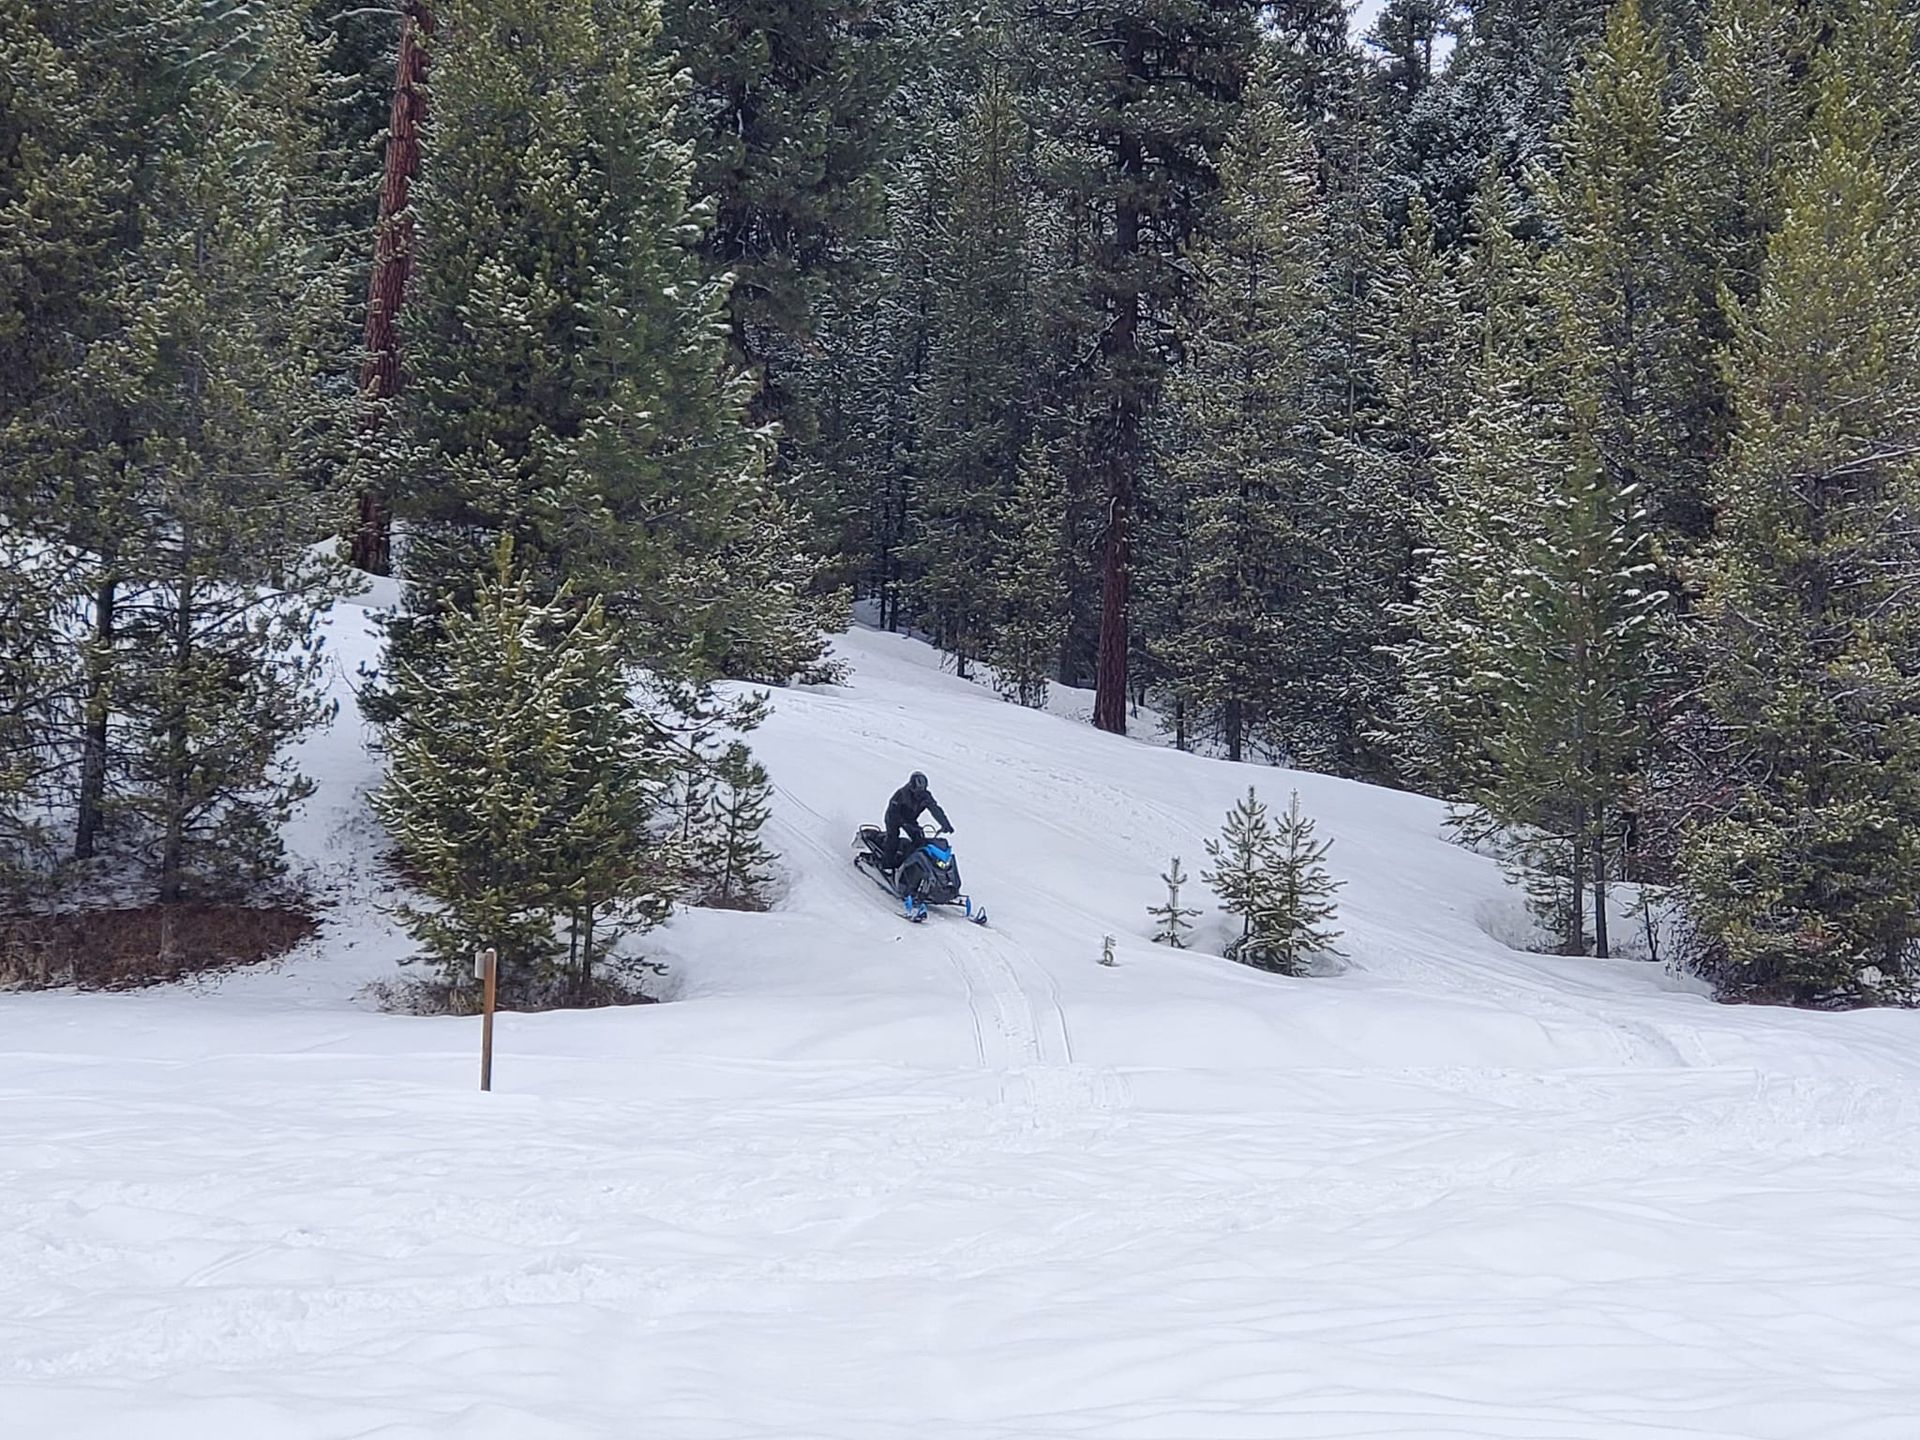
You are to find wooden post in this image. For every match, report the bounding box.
[476,946,498,1091]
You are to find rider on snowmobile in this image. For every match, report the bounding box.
[883,772,951,869]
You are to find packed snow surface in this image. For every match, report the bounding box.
[6,603,1920,1440]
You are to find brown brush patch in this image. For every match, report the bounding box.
[0,903,318,990]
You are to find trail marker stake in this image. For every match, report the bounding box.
[475,946,498,1091]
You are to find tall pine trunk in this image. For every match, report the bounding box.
[1567,822,1587,956]
[351,1,433,576]
[74,574,116,860]
[1592,819,1610,959]
[158,571,194,905]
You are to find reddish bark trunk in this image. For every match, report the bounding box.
[350,2,434,577]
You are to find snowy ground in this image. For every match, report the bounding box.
[6,602,1920,1439]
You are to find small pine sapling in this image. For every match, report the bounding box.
[1203,787,1344,975]
[1202,787,1273,961]
[705,742,777,910]
[1245,792,1344,975]
[1149,855,1201,948]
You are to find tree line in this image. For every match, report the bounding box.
[800,0,1920,1007]
[3,0,1917,1007]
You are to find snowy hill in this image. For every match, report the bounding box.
[5,597,1920,1440]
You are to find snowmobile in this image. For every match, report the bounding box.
[853,824,989,925]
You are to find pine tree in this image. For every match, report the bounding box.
[1683,0,1823,310]
[0,0,355,900]
[1153,71,1332,763]
[1678,0,1920,1005]
[1242,792,1344,974]
[0,0,206,865]
[1201,786,1343,974]
[1394,163,1666,958]
[375,541,676,1002]
[1202,787,1273,957]
[389,0,806,693]
[661,0,899,424]
[0,541,58,900]
[911,70,1032,677]
[1025,0,1260,734]
[1148,855,1201,948]
[989,446,1067,708]
[1544,0,1720,560]
[700,743,778,910]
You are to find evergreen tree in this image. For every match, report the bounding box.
[1201,787,1343,973]
[1153,73,1331,763]
[911,71,1031,677]
[1202,786,1272,956]
[1395,0,1609,246]
[0,0,203,864]
[375,541,676,1002]
[1244,792,1344,974]
[1148,855,1201,948]
[1335,197,1469,777]
[699,743,778,910]
[3,0,354,899]
[989,446,1067,708]
[1544,0,1720,559]
[1025,0,1260,734]
[1394,164,1665,957]
[1678,0,1920,1005]
[0,543,58,898]
[661,0,899,424]
[388,0,821,693]
[1683,0,1824,310]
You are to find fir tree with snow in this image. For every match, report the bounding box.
[698,743,778,911]
[989,447,1067,709]
[374,540,676,1004]
[1242,792,1345,975]
[386,0,819,699]
[911,70,1032,679]
[1153,64,1333,764]
[1678,0,1920,1006]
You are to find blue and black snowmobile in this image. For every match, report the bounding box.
[853,824,989,925]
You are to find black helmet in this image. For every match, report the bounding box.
[909,771,929,791]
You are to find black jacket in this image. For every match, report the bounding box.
[886,782,951,836]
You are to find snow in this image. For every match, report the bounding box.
[5,603,1920,1439]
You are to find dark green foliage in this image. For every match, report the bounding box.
[387,0,830,692]
[989,446,1068,708]
[910,71,1032,676]
[2,0,355,901]
[661,0,899,422]
[375,541,677,1002]
[1677,0,1920,1006]
[1024,0,1261,732]
[1152,66,1337,764]
[1202,787,1343,974]
[698,744,778,910]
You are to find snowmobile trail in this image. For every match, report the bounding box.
[933,925,1073,1072]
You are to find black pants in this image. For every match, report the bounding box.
[886,824,917,869]
[884,808,920,868]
